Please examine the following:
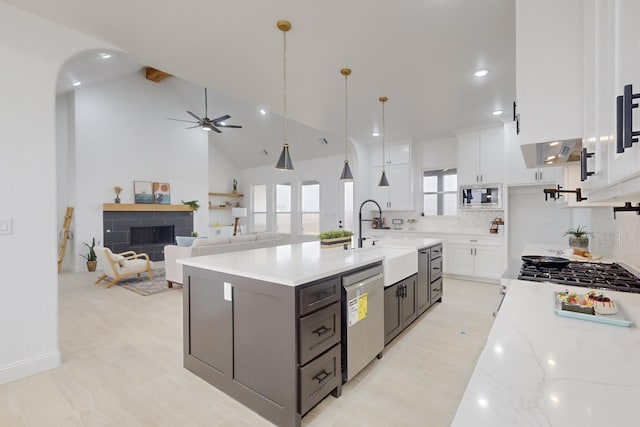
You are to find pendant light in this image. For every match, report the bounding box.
[275,20,294,171]
[378,96,390,186]
[340,68,354,181]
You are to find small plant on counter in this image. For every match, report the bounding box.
[191,231,198,237]
[182,200,200,211]
[564,226,592,249]
[318,230,354,240]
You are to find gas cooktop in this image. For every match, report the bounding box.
[518,261,640,294]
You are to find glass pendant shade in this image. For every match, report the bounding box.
[275,143,294,170]
[340,160,353,181]
[378,170,389,187]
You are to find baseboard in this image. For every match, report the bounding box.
[0,350,61,384]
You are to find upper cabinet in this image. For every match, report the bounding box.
[456,126,504,185]
[369,141,413,210]
[515,0,583,145]
[582,0,640,201]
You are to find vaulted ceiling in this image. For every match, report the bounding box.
[8,0,515,169]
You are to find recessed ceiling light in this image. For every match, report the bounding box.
[372,132,380,137]
[492,109,503,116]
[259,109,266,115]
[549,141,560,147]
[72,81,81,87]
[474,69,488,77]
[99,53,112,59]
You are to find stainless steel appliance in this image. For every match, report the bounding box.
[342,264,384,382]
[459,184,502,209]
[518,261,640,293]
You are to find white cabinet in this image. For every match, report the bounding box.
[447,236,504,281]
[456,127,504,185]
[370,141,412,167]
[505,122,561,185]
[581,0,640,201]
[369,141,413,210]
[515,0,583,145]
[369,163,412,210]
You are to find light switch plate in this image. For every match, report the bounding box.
[0,218,12,235]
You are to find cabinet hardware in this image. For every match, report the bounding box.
[480,174,483,182]
[312,370,331,383]
[535,171,538,181]
[580,148,594,181]
[470,239,478,242]
[513,101,520,135]
[613,202,640,219]
[616,85,640,153]
[433,266,441,271]
[312,325,331,336]
[539,171,542,181]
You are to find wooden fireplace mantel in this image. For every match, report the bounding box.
[103,203,193,212]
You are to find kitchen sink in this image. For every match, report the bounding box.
[354,246,417,287]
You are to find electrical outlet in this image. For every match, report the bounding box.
[0,218,12,235]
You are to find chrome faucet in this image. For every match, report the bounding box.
[358,199,383,248]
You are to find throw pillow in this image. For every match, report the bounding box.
[113,254,127,266]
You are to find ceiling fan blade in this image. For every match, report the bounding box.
[216,124,242,129]
[187,111,203,121]
[167,117,199,123]
[212,114,231,123]
[211,125,222,133]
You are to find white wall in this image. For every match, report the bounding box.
[67,74,209,271]
[0,3,111,384]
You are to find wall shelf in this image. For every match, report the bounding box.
[209,206,232,210]
[208,192,244,197]
[103,203,193,212]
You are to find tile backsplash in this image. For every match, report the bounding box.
[379,210,504,234]
[589,206,640,268]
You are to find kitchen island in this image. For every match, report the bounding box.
[452,276,640,425]
[178,239,440,427]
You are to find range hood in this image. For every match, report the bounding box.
[520,138,582,168]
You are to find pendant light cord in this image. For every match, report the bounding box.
[382,99,386,171]
[344,73,348,161]
[283,29,288,146]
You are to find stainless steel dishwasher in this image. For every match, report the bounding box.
[342,264,384,382]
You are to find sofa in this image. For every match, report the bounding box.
[164,232,317,286]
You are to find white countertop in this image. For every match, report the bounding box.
[362,237,442,250]
[178,240,425,287]
[452,279,640,425]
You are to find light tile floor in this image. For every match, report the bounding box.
[0,271,499,427]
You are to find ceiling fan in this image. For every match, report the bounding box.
[168,88,242,133]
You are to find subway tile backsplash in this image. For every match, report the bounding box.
[380,210,504,234]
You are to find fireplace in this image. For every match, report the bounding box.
[103,208,192,261]
[130,226,175,246]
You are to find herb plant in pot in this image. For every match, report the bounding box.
[79,237,99,271]
[319,230,354,249]
[564,226,592,249]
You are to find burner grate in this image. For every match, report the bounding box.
[518,262,640,293]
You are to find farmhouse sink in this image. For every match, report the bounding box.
[354,246,417,287]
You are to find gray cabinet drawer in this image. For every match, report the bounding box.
[298,277,341,316]
[299,344,341,415]
[430,256,443,281]
[299,302,341,365]
[431,244,443,258]
[431,277,443,303]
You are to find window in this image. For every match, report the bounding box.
[343,181,354,231]
[276,183,291,233]
[251,184,267,232]
[301,181,320,235]
[423,169,457,216]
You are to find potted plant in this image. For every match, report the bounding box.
[319,230,354,249]
[564,226,592,249]
[182,199,200,211]
[79,237,99,271]
[232,179,238,194]
[114,186,123,204]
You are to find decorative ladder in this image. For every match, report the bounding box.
[57,207,73,273]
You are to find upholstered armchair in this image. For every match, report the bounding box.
[95,247,153,288]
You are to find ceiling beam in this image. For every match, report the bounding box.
[145,67,172,82]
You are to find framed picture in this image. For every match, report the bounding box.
[134,181,154,204]
[153,182,171,205]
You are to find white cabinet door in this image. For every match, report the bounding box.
[478,127,504,184]
[370,145,384,168]
[388,142,411,164]
[388,164,412,210]
[473,245,503,280]
[447,244,475,277]
[515,0,584,145]
[457,131,480,185]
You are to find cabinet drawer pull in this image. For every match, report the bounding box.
[312,325,331,336]
[433,266,441,271]
[313,369,331,383]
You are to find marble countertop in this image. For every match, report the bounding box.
[453,244,640,426]
[178,240,426,287]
